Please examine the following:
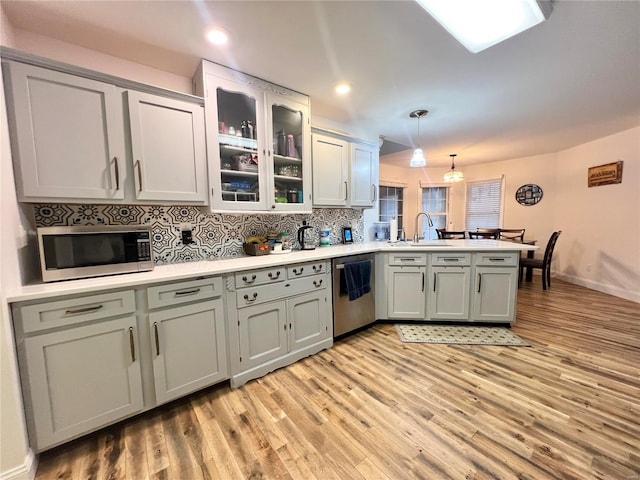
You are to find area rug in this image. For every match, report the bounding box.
[396,324,530,346]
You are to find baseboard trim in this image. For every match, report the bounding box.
[0,449,37,480]
[557,273,640,303]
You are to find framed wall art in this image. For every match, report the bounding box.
[587,161,623,187]
[515,184,543,206]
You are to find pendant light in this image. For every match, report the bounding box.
[409,109,428,167]
[443,153,464,182]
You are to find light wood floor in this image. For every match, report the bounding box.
[35,279,640,480]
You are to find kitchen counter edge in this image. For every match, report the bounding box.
[7,241,537,303]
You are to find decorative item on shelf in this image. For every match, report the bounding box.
[277,130,287,156]
[409,109,428,167]
[515,184,543,205]
[443,153,464,182]
[286,134,299,158]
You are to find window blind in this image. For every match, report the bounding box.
[465,178,503,231]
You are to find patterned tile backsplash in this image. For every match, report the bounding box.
[33,204,364,265]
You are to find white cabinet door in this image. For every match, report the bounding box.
[312,133,349,206]
[5,62,125,201]
[471,267,518,322]
[23,316,143,451]
[149,299,227,405]
[267,93,311,212]
[237,300,288,371]
[387,266,426,319]
[428,266,471,320]
[350,142,377,207]
[287,290,329,352]
[127,91,207,204]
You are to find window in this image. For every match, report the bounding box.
[379,185,404,238]
[465,177,504,231]
[421,186,449,240]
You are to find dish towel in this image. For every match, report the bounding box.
[342,260,372,301]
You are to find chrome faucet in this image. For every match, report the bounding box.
[413,212,434,243]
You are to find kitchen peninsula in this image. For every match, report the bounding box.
[8,240,534,452]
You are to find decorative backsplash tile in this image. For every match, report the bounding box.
[33,204,364,265]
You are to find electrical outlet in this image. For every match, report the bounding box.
[181,229,193,245]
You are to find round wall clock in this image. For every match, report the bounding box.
[515,184,543,206]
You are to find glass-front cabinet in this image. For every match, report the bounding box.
[195,61,311,212]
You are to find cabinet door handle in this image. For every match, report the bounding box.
[243,292,258,302]
[293,267,304,276]
[153,322,160,356]
[268,271,281,280]
[433,272,436,292]
[242,274,257,284]
[344,181,348,201]
[128,327,136,362]
[313,279,323,287]
[174,288,200,297]
[421,272,425,292]
[477,273,482,293]
[113,157,120,191]
[64,304,103,315]
[371,184,377,202]
[136,160,143,192]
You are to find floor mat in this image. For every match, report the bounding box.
[396,324,530,346]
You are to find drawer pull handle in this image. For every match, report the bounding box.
[443,258,459,262]
[175,288,200,297]
[488,257,506,261]
[268,271,281,280]
[243,292,258,302]
[399,257,416,262]
[313,279,323,287]
[153,322,160,356]
[313,264,323,272]
[129,327,136,362]
[242,274,257,284]
[64,304,103,315]
[293,267,304,276]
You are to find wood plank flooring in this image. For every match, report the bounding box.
[34,279,640,479]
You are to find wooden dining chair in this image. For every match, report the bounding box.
[519,230,562,290]
[469,229,498,239]
[436,229,466,239]
[499,228,525,242]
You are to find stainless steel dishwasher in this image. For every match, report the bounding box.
[332,253,376,337]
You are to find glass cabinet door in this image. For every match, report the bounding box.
[269,96,310,211]
[214,82,264,210]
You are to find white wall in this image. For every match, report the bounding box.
[379,131,639,302]
[0,7,36,478]
[554,127,640,302]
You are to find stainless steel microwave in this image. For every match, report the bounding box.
[37,225,154,282]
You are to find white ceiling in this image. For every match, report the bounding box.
[2,0,639,167]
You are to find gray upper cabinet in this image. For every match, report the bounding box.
[126,91,207,203]
[3,60,207,205]
[4,61,126,202]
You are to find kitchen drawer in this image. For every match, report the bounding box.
[431,253,471,266]
[475,252,519,267]
[387,253,427,266]
[147,277,222,309]
[235,266,285,288]
[286,261,327,279]
[236,275,327,308]
[15,290,135,334]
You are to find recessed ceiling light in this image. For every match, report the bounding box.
[206,27,229,46]
[335,83,351,95]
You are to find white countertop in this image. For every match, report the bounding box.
[7,240,537,303]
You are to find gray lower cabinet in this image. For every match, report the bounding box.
[386,253,427,320]
[13,290,143,452]
[146,276,227,404]
[471,266,518,322]
[229,260,332,387]
[428,266,471,320]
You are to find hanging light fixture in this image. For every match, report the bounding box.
[443,153,464,182]
[409,109,428,168]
